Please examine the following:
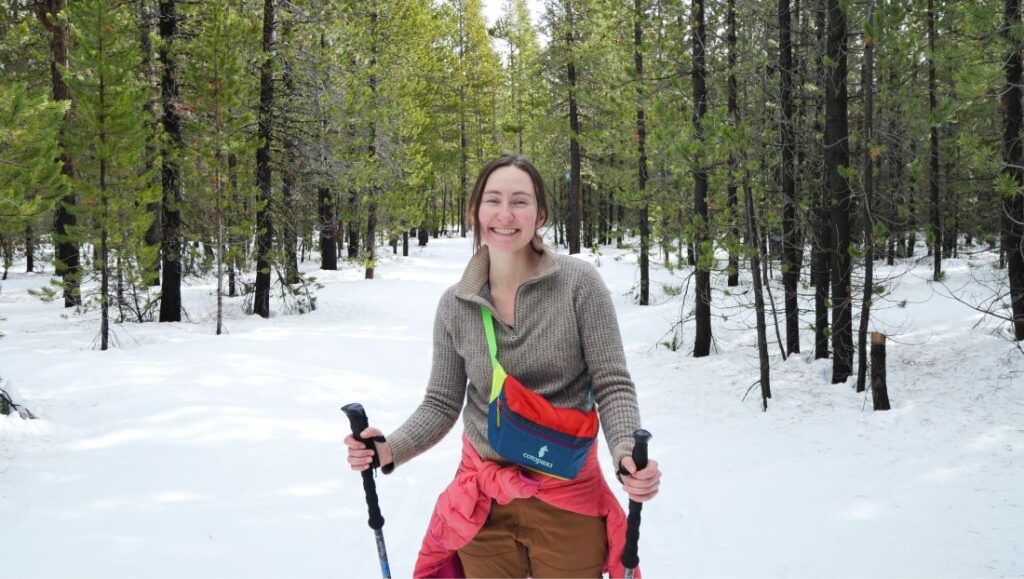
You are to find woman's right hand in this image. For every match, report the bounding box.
[344,427,394,471]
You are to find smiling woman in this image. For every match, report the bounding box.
[344,154,662,577]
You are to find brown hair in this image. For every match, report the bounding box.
[466,154,550,253]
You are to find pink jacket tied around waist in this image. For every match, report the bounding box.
[414,434,639,578]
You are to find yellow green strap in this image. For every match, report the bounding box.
[480,307,507,403]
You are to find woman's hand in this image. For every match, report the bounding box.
[619,457,661,502]
[344,427,394,472]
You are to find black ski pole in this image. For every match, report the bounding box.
[621,429,652,579]
[342,403,391,579]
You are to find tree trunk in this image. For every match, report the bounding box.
[100,152,109,350]
[856,0,876,393]
[1004,0,1024,340]
[158,0,183,322]
[693,0,712,358]
[281,23,299,286]
[745,175,771,411]
[254,0,276,318]
[34,0,81,307]
[347,189,360,259]
[726,0,740,288]
[826,0,852,382]
[319,187,338,270]
[780,0,801,355]
[228,153,239,297]
[635,0,649,306]
[364,4,379,280]
[566,0,582,255]
[139,0,160,286]
[928,0,942,281]
[812,0,831,359]
[25,225,34,273]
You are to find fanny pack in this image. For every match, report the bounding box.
[482,306,598,480]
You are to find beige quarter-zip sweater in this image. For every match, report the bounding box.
[386,242,641,472]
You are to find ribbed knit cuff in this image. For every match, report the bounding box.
[611,439,634,482]
[384,429,418,473]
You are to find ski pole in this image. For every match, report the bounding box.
[621,429,652,579]
[342,403,391,579]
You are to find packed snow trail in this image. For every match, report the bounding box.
[1,238,1021,577]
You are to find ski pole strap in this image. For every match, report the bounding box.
[480,307,508,403]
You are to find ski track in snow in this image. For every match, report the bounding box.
[1,238,1022,578]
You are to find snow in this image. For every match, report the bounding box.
[1,237,1022,577]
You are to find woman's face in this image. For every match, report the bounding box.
[476,166,545,255]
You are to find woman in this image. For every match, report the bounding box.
[345,154,661,578]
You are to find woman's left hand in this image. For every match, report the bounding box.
[619,457,661,502]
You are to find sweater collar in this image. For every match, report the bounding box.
[455,239,560,302]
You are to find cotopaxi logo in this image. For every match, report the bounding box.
[522,448,554,469]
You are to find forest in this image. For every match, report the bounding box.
[2,2,1023,576]
[2,0,1023,387]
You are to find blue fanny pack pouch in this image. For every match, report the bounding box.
[481,306,598,480]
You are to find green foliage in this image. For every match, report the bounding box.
[64,0,158,327]
[0,82,67,235]
[183,0,259,314]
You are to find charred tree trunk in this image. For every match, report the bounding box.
[253,0,276,318]
[727,0,740,288]
[319,187,337,270]
[1004,0,1024,340]
[826,0,852,382]
[25,225,34,273]
[693,0,712,357]
[158,0,183,322]
[347,189,360,259]
[780,0,801,354]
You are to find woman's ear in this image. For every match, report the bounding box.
[536,211,547,229]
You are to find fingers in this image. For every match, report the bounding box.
[621,459,660,502]
[344,427,383,472]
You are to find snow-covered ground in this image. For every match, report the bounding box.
[1,237,1021,578]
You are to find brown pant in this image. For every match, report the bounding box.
[457,497,607,578]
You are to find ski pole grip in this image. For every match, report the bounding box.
[343,403,370,442]
[632,429,652,471]
[342,403,385,531]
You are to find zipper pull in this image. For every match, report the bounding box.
[496,398,502,428]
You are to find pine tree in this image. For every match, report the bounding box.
[186,0,257,334]
[32,0,82,307]
[825,0,852,383]
[1003,0,1024,340]
[692,0,712,357]
[64,0,156,350]
[0,82,68,280]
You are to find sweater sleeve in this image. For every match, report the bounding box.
[386,288,468,470]
[574,263,641,470]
